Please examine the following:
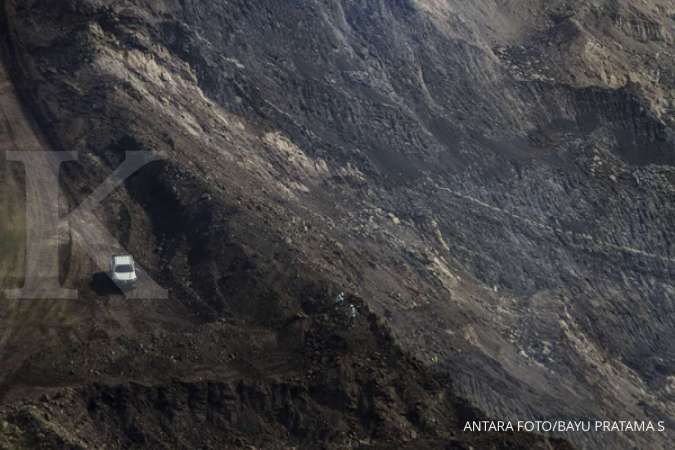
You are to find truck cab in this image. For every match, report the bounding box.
[110,255,137,288]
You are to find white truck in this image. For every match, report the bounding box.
[110,255,138,288]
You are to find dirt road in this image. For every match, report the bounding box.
[0,56,166,398]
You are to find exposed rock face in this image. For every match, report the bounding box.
[0,0,673,449]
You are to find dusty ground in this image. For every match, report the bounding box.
[0,0,673,449]
[0,28,572,450]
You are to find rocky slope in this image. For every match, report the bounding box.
[1,0,674,448]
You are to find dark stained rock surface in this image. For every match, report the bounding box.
[1,0,673,448]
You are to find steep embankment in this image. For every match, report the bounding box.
[1,0,674,449]
[0,1,577,449]
[0,49,572,449]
